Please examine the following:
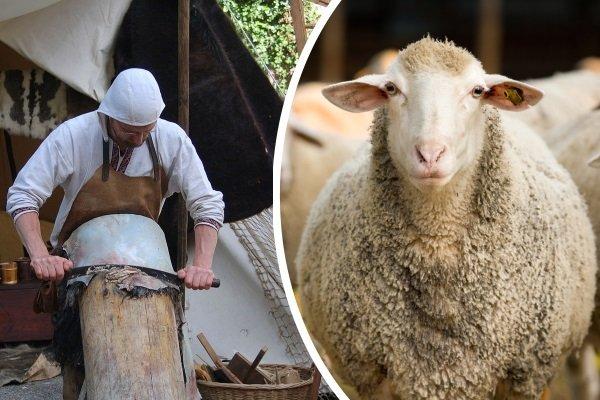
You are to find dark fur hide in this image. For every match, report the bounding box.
[114,0,280,262]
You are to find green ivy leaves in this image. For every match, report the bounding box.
[217,0,320,95]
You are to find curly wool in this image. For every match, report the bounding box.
[553,110,600,346]
[400,36,476,75]
[298,106,597,399]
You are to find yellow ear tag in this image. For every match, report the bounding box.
[503,87,524,105]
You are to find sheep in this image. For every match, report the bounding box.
[291,82,374,140]
[281,79,375,285]
[552,111,599,286]
[297,37,597,399]
[549,110,600,400]
[281,117,364,285]
[354,49,399,78]
[508,69,600,139]
[578,57,600,74]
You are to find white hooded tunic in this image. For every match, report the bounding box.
[7,68,225,246]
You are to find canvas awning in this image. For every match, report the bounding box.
[0,0,61,22]
[0,0,132,101]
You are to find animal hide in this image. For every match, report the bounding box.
[114,0,280,228]
[0,69,66,139]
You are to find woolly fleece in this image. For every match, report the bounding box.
[401,37,475,75]
[553,110,600,346]
[298,105,597,399]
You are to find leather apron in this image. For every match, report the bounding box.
[57,133,167,245]
[36,133,167,316]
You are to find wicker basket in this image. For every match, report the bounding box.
[197,364,314,400]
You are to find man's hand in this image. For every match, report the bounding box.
[177,266,214,290]
[14,212,73,282]
[31,255,73,282]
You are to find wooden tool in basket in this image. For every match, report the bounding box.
[228,347,270,384]
[197,332,242,384]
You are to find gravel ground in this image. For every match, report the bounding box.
[0,376,62,400]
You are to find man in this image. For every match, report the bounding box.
[7,68,224,289]
[6,68,224,398]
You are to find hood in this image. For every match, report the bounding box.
[97,68,165,126]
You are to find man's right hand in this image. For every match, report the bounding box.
[31,255,73,282]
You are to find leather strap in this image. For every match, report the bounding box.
[102,139,109,182]
[146,135,159,182]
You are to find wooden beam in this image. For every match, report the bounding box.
[319,1,346,81]
[289,0,307,53]
[177,0,190,270]
[476,0,503,74]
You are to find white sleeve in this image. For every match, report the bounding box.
[6,123,74,221]
[169,132,225,231]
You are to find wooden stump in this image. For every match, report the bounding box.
[79,273,186,400]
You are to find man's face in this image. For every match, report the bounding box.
[109,118,156,148]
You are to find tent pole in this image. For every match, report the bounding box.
[3,128,28,257]
[177,0,190,271]
[3,129,17,182]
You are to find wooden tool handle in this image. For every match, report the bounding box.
[197,332,242,384]
[242,347,267,382]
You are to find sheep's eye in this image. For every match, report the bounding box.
[384,82,399,96]
[472,85,485,98]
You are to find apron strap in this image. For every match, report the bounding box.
[102,139,110,182]
[146,135,159,182]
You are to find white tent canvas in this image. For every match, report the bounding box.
[186,224,296,364]
[0,0,131,101]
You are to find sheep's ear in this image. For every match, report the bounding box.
[483,74,544,111]
[322,74,390,113]
[589,152,600,168]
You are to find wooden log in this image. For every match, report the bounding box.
[289,0,308,53]
[79,273,186,400]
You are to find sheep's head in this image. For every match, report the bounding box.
[322,37,544,191]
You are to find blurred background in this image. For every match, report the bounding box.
[304,0,600,81]
[280,1,600,399]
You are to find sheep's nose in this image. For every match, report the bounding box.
[415,144,446,167]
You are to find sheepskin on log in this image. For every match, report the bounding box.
[79,273,185,400]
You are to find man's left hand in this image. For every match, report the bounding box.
[177,266,214,290]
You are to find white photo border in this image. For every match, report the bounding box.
[273,0,351,399]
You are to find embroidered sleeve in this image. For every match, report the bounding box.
[193,218,222,232]
[11,207,39,221]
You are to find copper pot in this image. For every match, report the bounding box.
[1,262,18,284]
